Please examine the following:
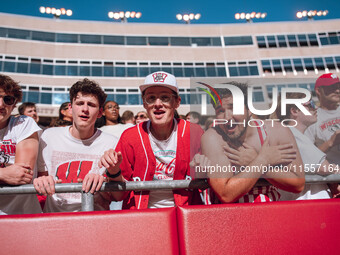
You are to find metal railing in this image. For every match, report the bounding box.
[0,174,339,211]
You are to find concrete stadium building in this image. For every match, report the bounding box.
[0,12,339,123]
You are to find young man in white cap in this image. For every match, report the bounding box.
[100,71,203,209]
[305,73,340,197]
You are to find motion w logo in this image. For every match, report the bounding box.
[56,160,93,183]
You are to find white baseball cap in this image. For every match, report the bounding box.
[140,71,179,95]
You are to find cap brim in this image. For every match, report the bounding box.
[315,81,340,90]
[139,83,178,94]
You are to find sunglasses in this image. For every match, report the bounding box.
[0,95,16,106]
[143,93,174,105]
[135,114,147,119]
[302,100,316,110]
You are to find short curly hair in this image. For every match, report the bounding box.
[69,78,107,108]
[0,74,23,104]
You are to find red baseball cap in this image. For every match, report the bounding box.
[314,73,340,91]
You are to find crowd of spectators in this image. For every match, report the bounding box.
[0,71,339,215]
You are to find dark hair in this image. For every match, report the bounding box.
[69,78,107,108]
[121,110,134,123]
[185,111,201,120]
[0,74,23,104]
[174,110,180,119]
[95,116,106,128]
[212,82,248,109]
[18,102,36,115]
[51,119,73,127]
[58,102,70,120]
[102,100,122,124]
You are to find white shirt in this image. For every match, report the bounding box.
[147,120,177,208]
[99,123,134,139]
[0,116,42,215]
[279,127,331,201]
[37,126,118,212]
[305,106,340,165]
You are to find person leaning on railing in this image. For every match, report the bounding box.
[274,92,339,200]
[33,78,124,213]
[100,71,203,209]
[0,74,42,215]
[304,73,340,197]
[201,82,305,204]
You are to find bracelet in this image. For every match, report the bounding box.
[105,169,121,179]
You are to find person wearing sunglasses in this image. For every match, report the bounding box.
[0,74,42,215]
[305,73,340,160]
[100,71,203,209]
[305,73,340,198]
[275,92,339,200]
[135,111,149,124]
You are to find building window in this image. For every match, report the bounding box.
[224,36,253,46]
[228,61,259,77]
[91,66,102,76]
[7,28,30,39]
[287,35,298,47]
[297,34,308,47]
[56,33,78,43]
[277,35,287,47]
[282,59,293,72]
[308,34,318,46]
[148,37,169,46]
[32,31,55,42]
[252,87,264,102]
[267,36,277,48]
[126,36,147,45]
[3,61,15,72]
[42,64,53,75]
[325,57,336,70]
[80,34,102,44]
[191,37,209,46]
[170,37,190,46]
[256,36,266,48]
[79,66,90,76]
[17,62,29,73]
[103,35,125,45]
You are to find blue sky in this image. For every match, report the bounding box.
[0,0,339,24]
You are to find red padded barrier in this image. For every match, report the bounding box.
[177,200,340,255]
[0,208,178,255]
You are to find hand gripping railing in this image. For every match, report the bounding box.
[0,179,210,211]
[0,174,339,211]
